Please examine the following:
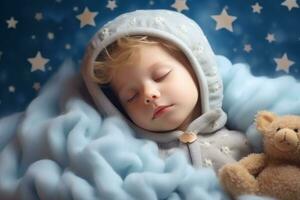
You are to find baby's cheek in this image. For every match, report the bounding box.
[128,107,147,122]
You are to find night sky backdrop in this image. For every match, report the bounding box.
[0,0,299,117]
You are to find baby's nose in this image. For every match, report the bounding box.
[144,94,158,104]
[143,83,160,104]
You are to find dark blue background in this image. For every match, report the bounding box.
[0,0,299,117]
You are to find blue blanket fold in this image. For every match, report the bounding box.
[217,55,300,152]
[2,56,297,200]
[0,60,229,200]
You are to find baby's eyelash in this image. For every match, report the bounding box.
[127,93,138,102]
[154,70,171,81]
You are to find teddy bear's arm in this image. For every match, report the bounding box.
[239,153,266,175]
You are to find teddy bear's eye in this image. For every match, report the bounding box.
[276,128,281,132]
[294,129,299,133]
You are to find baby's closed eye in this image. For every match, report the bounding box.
[127,92,138,102]
[153,68,172,82]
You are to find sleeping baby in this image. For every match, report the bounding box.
[81,9,251,171]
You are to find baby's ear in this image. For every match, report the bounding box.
[255,111,277,133]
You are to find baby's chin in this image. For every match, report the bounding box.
[143,126,179,133]
[132,112,190,132]
[140,120,184,133]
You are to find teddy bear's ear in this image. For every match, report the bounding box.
[256,111,277,133]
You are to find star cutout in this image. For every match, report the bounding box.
[171,0,189,12]
[252,2,263,13]
[33,82,41,91]
[106,0,117,11]
[211,8,237,32]
[266,33,276,43]
[281,0,299,11]
[28,51,50,72]
[47,32,55,40]
[244,44,252,53]
[35,13,43,21]
[6,17,18,29]
[8,85,15,93]
[76,7,98,28]
[274,53,295,73]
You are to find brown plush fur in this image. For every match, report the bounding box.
[219,111,300,200]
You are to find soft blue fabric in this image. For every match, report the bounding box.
[1,57,297,199]
[0,60,229,200]
[217,55,300,152]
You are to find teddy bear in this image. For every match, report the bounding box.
[218,111,300,200]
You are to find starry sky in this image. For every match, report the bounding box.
[0,0,299,117]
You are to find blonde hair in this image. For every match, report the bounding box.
[91,35,188,84]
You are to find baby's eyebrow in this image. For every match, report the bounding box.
[150,62,165,70]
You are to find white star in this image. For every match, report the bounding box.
[99,28,111,40]
[33,82,41,91]
[8,85,15,93]
[199,141,211,147]
[220,146,231,155]
[76,7,98,28]
[192,43,204,55]
[73,7,79,11]
[211,8,237,32]
[149,0,155,5]
[65,43,71,50]
[274,53,295,73]
[179,24,189,33]
[155,16,165,25]
[281,0,299,11]
[106,0,117,11]
[244,44,252,53]
[266,33,276,43]
[35,13,43,21]
[171,0,189,12]
[47,32,55,40]
[0,51,2,60]
[252,2,263,13]
[28,51,50,72]
[203,159,213,167]
[6,17,18,29]
[31,35,36,40]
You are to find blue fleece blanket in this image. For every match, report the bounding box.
[1,56,299,200]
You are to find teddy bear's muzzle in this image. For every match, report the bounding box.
[274,128,299,152]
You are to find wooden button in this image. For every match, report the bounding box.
[179,132,198,144]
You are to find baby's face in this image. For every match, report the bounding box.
[111,44,200,132]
